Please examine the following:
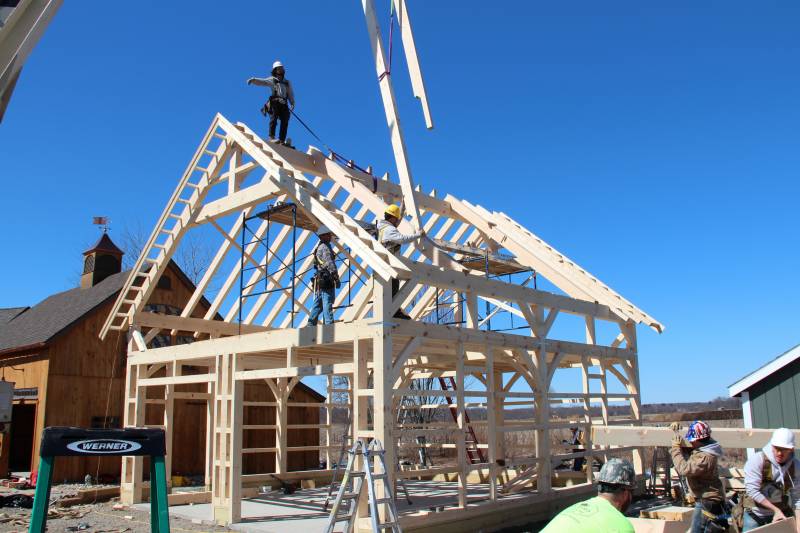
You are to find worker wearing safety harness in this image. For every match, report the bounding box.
[742,428,800,531]
[669,421,727,532]
[307,226,339,326]
[247,60,295,145]
[376,204,423,319]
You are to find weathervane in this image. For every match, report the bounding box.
[92,216,110,234]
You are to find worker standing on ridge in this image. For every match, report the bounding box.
[668,421,728,532]
[540,458,636,532]
[247,60,295,145]
[741,427,800,531]
[376,204,423,319]
[308,226,340,326]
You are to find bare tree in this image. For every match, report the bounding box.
[120,223,213,285]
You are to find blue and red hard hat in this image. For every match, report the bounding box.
[685,420,711,442]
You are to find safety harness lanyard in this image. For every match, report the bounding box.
[287,108,373,175]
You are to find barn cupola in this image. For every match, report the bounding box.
[80,232,124,289]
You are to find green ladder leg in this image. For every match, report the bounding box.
[150,455,171,533]
[28,456,54,533]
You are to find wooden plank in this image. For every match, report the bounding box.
[749,518,797,532]
[138,373,215,387]
[362,0,422,228]
[407,259,622,322]
[629,517,693,533]
[392,0,433,129]
[128,321,377,365]
[592,425,800,449]
[235,363,354,381]
[134,311,268,336]
[639,506,694,521]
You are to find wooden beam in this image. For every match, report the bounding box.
[235,363,354,381]
[134,312,268,337]
[362,0,422,228]
[193,177,279,222]
[591,425,799,449]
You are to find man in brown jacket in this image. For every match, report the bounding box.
[670,420,727,532]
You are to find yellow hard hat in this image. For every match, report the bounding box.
[384,204,402,219]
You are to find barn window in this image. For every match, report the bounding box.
[157,275,172,290]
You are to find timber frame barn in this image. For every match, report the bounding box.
[99,113,663,527]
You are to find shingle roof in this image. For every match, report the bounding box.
[84,233,124,256]
[0,307,28,326]
[0,271,128,354]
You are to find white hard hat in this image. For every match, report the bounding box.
[770,428,796,449]
[273,60,284,69]
[317,225,332,236]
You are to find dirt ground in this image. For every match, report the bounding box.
[0,484,231,533]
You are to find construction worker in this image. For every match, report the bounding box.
[247,60,295,145]
[742,427,800,531]
[669,421,727,532]
[376,204,423,319]
[540,458,636,532]
[308,226,339,326]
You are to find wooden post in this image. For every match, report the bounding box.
[493,369,506,464]
[205,380,214,491]
[455,342,467,508]
[623,322,644,474]
[275,378,289,474]
[372,277,395,519]
[163,361,175,491]
[212,353,242,524]
[121,362,145,504]
[580,355,593,484]
[353,336,370,519]
[326,374,334,470]
[486,345,497,501]
[536,344,552,493]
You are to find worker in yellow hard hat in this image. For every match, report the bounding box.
[376,204,424,319]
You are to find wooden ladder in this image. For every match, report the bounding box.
[102,118,231,335]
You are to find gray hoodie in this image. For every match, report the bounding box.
[744,445,800,517]
[376,219,421,255]
[249,76,295,106]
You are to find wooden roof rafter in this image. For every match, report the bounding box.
[101,112,661,340]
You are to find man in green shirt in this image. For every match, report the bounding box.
[541,458,636,533]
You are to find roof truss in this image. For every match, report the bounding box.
[100,113,662,340]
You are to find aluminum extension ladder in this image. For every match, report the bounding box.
[324,439,403,533]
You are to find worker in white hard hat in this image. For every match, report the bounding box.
[741,428,800,531]
[247,60,295,145]
[307,225,339,326]
[376,204,423,319]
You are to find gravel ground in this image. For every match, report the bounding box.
[0,485,231,533]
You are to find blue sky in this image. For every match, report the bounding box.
[1,1,798,403]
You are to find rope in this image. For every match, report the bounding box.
[378,1,396,82]
[288,108,372,175]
